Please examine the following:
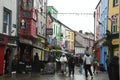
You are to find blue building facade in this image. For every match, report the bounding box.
[100,0,108,70]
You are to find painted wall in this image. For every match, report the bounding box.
[100,0,108,39]
[95,2,101,41]
[100,46,107,70]
[99,0,108,71]
[36,0,47,38]
[0,46,4,74]
[108,0,119,32]
[47,6,58,19]
[0,0,17,36]
[47,6,61,46]
[65,30,74,51]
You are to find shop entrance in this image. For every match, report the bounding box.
[4,48,11,74]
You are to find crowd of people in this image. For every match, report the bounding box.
[10,47,119,80]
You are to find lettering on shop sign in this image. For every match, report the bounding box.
[112,39,119,45]
[20,38,32,45]
[46,28,53,35]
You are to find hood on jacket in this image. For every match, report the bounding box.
[86,53,90,57]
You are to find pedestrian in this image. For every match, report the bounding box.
[92,56,98,74]
[109,54,119,80]
[83,52,93,80]
[79,56,83,74]
[25,51,32,73]
[60,53,68,75]
[11,56,18,73]
[68,54,76,76]
[48,53,55,63]
[4,49,11,74]
[55,55,61,72]
[34,53,40,72]
[106,55,111,80]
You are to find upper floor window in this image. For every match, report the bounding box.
[111,20,117,33]
[113,0,118,7]
[21,0,33,10]
[3,8,11,34]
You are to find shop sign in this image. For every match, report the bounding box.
[112,39,119,45]
[46,28,53,35]
[33,41,45,49]
[20,38,32,45]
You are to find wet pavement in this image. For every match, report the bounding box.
[0,67,109,80]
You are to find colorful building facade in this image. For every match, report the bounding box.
[0,0,17,74]
[99,0,108,70]
[94,0,101,63]
[108,0,119,57]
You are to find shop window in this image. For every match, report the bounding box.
[3,7,11,34]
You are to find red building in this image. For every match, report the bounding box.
[0,34,8,74]
[19,0,37,38]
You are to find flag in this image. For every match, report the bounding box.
[97,20,103,25]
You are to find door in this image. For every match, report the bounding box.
[0,46,5,74]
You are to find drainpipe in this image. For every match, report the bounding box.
[16,0,20,53]
[118,0,120,78]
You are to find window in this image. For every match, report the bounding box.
[21,0,33,10]
[111,20,117,33]
[113,0,118,7]
[3,8,11,34]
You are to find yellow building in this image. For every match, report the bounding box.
[108,0,119,32]
[108,0,119,56]
[65,30,75,52]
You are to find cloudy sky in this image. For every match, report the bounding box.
[48,0,100,33]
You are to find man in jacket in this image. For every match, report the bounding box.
[83,53,93,80]
[68,54,76,76]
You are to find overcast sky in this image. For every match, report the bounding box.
[48,0,100,33]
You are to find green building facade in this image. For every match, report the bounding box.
[47,6,61,46]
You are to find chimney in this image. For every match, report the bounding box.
[79,30,82,33]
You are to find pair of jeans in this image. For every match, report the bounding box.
[79,63,83,74]
[84,64,93,78]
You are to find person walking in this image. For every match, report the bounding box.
[34,53,40,72]
[68,54,76,76]
[60,53,68,75]
[83,53,93,80]
[106,55,111,80]
[92,56,98,74]
[109,54,119,80]
[79,56,83,74]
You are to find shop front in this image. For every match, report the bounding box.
[0,34,8,75]
[18,37,47,73]
[4,36,18,74]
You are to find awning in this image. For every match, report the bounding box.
[57,50,69,54]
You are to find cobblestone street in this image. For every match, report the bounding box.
[0,67,109,80]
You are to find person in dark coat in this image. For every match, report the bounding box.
[109,55,119,80]
[34,53,40,72]
[68,54,76,76]
[11,56,18,72]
